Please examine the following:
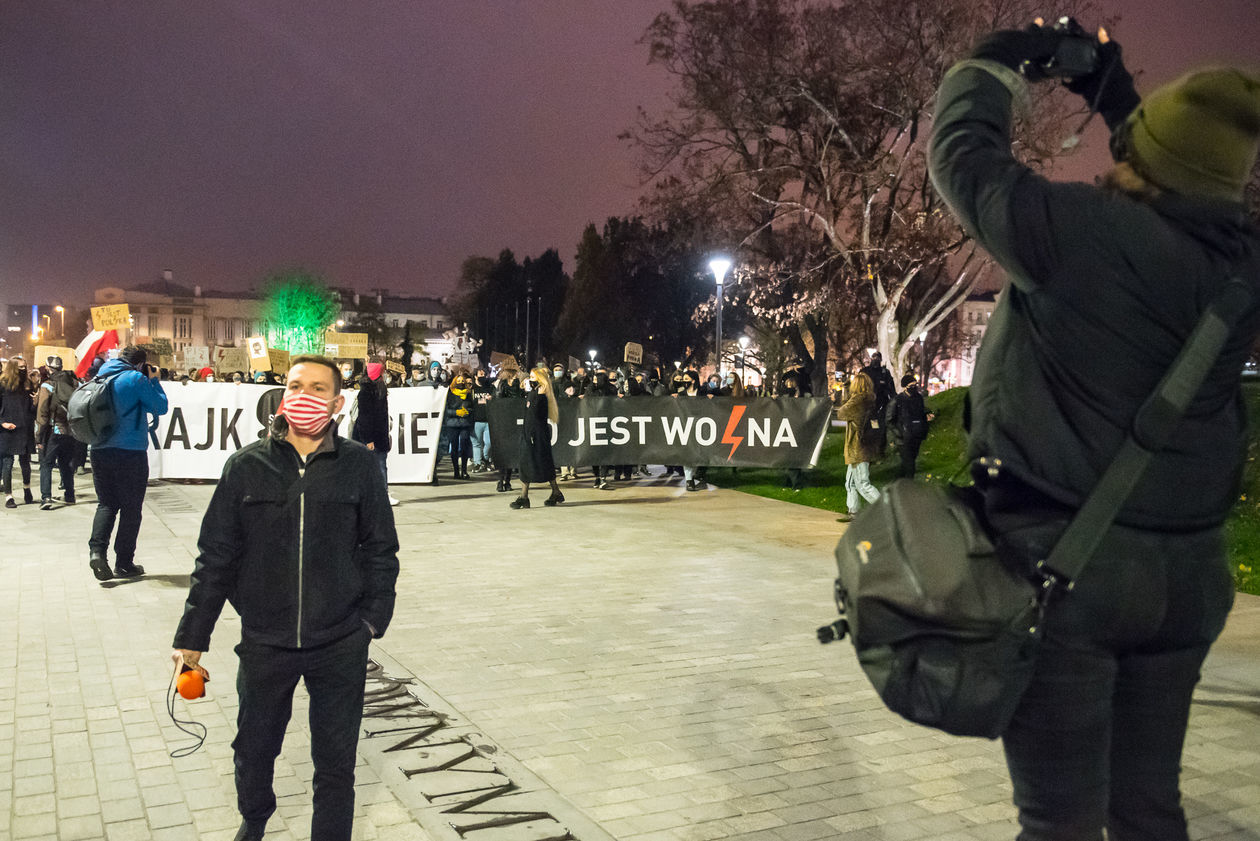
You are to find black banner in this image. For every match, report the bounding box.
[486,396,832,469]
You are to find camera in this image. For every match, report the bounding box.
[1023,16,1099,80]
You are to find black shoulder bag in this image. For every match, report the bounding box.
[820,277,1252,739]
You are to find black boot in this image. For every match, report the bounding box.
[89,551,113,582]
[543,489,565,507]
[114,559,145,578]
[23,488,34,505]
[509,496,530,509]
[234,820,266,841]
[460,458,470,480]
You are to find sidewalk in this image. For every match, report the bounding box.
[2,470,1258,840]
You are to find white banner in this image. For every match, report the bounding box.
[144,383,447,483]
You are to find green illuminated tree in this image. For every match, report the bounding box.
[260,272,341,355]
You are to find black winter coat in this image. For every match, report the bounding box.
[471,381,495,423]
[518,392,555,483]
[930,60,1260,530]
[172,432,399,652]
[0,386,35,457]
[351,380,391,450]
[889,387,929,442]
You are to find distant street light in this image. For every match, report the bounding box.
[709,258,731,375]
[55,306,64,337]
[738,335,751,382]
[40,314,50,336]
[336,319,345,328]
[588,348,597,366]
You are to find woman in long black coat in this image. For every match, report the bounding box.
[0,358,37,507]
[510,367,563,509]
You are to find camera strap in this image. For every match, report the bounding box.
[166,660,208,758]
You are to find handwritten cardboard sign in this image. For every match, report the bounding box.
[91,304,131,332]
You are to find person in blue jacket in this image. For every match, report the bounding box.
[88,345,169,581]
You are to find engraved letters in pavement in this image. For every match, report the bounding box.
[358,653,614,841]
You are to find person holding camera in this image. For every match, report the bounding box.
[929,19,1260,840]
[86,345,168,580]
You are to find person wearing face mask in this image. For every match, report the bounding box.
[583,369,618,489]
[85,346,168,580]
[444,371,475,480]
[351,363,398,506]
[494,369,525,493]
[470,369,495,471]
[672,372,709,491]
[0,357,37,508]
[702,373,722,398]
[172,354,399,841]
[551,364,569,393]
[510,367,563,509]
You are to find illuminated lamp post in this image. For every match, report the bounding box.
[709,258,731,376]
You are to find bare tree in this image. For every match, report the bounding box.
[627,0,1093,388]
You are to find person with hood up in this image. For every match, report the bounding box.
[510,367,563,509]
[672,371,709,492]
[583,369,618,489]
[493,368,525,492]
[887,373,933,479]
[444,371,474,480]
[833,371,879,522]
[86,346,169,580]
[35,356,80,509]
[351,362,398,506]
[0,357,36,509]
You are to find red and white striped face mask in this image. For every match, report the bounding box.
[277,391,334,438]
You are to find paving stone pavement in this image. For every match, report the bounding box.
[1,466,1258,841]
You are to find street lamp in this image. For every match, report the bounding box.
[709,258,731,376]
[336,319,345,328]
[54,306,64,337]
[40,314,50,336]
[588,348,597,368]
[738,335,751,383]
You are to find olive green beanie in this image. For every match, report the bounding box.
[1124,67,1260,202]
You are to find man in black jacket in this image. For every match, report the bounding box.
[930,22,1260,841]
[172,354,400,841]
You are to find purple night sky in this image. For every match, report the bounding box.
[2,0,1257,304]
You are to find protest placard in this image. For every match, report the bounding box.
[91,304,131,332]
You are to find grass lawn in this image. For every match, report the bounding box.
[708,386,1260,595]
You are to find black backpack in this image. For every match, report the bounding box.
[68,372,125,445]
[47,373,77,429]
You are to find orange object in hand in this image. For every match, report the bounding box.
[177,667,205,700]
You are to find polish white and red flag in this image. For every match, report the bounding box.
[74,329,120,378]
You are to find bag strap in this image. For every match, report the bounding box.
[1041,276,1253,586]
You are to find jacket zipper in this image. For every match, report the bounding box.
[297,462,306,648]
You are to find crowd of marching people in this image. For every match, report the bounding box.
[0,347,932,520]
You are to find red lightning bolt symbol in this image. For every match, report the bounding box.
[722,405,747,461]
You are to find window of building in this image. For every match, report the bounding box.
[148,315,159,335]
[206,319,216,341]
[392,319,399,328]
[175,316,192,339]
[436,320,443,329]
[224,319,234,343]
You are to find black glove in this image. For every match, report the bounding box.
[1064,40,1140,132]
[968,25,1063,81]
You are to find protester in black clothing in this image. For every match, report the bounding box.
[567,365,588,397]
[930,24,1260,839]
[351,363,398,506]
[510,367,563,509]
[583,371,618,489]
[494,370,525,492]
[779,374,808,491]
[888,373,933,478]
[0,357,36,508]
[34,357,79,508]
[173,355,399,841]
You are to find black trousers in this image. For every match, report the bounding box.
[998,520,1234,841]
[899,436,924,478]
[89,448,149,563]
[39,435,76,499]
[0,452,31,494]
[234,627,371,841]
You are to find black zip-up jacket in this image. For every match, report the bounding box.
[929,59,1260,530]
[471,381,495,423]
[172,431,399,651]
